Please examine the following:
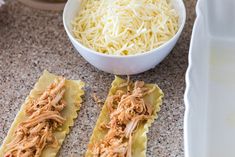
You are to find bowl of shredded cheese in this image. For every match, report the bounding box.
[63,0,186,75]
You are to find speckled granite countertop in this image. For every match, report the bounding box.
[0,0,196,156]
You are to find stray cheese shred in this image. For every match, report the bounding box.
[72,0,179,55]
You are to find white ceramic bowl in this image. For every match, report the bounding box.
[63,0,186,75]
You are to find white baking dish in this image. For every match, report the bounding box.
[184,0,235,157]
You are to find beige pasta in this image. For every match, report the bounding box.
[86,76,164,157]
[0,70,85,157]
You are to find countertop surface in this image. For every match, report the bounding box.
[0,0,196,156]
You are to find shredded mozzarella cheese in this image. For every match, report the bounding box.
[72,0,179,55]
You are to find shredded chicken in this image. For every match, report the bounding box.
[4,78,66,157]
[93,93,103,108]
[91,80,156,157]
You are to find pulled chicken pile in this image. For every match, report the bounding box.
[92,80,156,157]
[5,78,66,157]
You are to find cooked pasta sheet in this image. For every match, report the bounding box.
[86,76,164,157]
[0,70,85,157]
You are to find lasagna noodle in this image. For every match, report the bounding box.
[86,76,164,157]
[0,70,85,157]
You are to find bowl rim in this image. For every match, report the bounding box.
[63,0,186,59]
